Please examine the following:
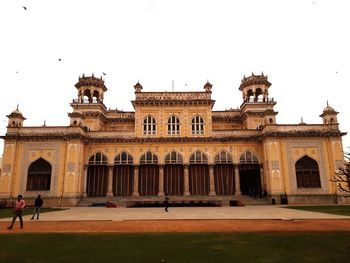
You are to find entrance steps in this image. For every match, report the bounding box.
[233,195,270,205]
[77,195,270,207]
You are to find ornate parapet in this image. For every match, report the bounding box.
[134,91,212,102]
[212,110,240,121]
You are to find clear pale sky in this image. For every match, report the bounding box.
[0,0,349,153]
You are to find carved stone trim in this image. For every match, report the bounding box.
[3,164,11,173]
[271,160,279,170]
[286,140,328,194]
[21,143,61,197]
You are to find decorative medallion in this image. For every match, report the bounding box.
[3,164,11,173]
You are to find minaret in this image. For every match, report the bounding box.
[320,101,339,127]
[6,105,26,127]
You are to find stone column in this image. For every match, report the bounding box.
[234,164,241,195]
[183,164,190,196]
[209,164,216,196]
[158,164,165,197]
[107,165,114,197]
[260,166,265,192]
[82,165,88,197]
[132,165,140,197]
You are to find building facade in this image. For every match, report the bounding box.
[0,73,348,206]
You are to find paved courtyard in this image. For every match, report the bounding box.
[1,205,349,222]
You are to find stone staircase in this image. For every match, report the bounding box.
[77,195,271,207]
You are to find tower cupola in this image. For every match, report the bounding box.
[7,105,26,127]
[320,101,338,125]
[75,74,107,103]
[239,73,271,102]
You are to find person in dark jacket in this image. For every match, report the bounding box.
[164,193,169,212]
[31,194,43,220]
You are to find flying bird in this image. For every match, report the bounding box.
[58,58,62,61]
[102,72,106,75]
[23,6,27,10]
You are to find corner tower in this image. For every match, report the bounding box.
[239,73,278,129]
[320,102,339,129]
[7,105,26,128]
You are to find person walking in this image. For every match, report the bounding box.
[31,194,43,220]
[7,195,26,230]
[164,193,169,212]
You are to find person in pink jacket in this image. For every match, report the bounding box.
[7,195,26,230]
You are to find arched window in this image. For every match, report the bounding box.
[88,152,108,165]
[295,156,321,188]
[114,152,133,165]
[143,115,156,135]
[191,116,204,135]
[167,115,180,135]
[214,151,233,164]
[26,158,51,191]
[190,151,208,164]
[239,151,259,163]
[140,151,158,164]
[165,151,183,164]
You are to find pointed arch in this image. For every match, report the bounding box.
[239,151,259,164]
[88,152,108,165]
[143,115,156,135]
[87,152,108,197]
[26,158,52,191]
[140,151,158,164]
[167,115,181,135]
[114,151,133,165]
[214,151,235,195]
[295,155,321,188]
[165,151,183,164]
[191,115,204,135]
[214,151,233,164]
[113,151,134,196]
[189,150,208,164]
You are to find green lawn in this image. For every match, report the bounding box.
[0,232,350,263]
[0,208,64,219]
[285,205,350,216]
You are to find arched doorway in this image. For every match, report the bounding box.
[164,151,184,195]
[239,151,261,195]
[295,155,321,188]
[189,151,209,195]
[87,152,108,197]
[214,151,235,195]
[27,158,51,191]
[139,151,159,196]
[113,152,134,196]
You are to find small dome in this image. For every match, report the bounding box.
[322,101,337,113]
[9,105,23,117]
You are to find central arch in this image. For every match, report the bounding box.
[26,158,52,191]
[87,152,108,197]
[239,151,261,196]
[139,151,159,196]
[113,152,134,196]
[214,151,235,195]
[189,150,209,195]
[164,151,184,195]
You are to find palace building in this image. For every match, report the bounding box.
[0,73,348,206]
